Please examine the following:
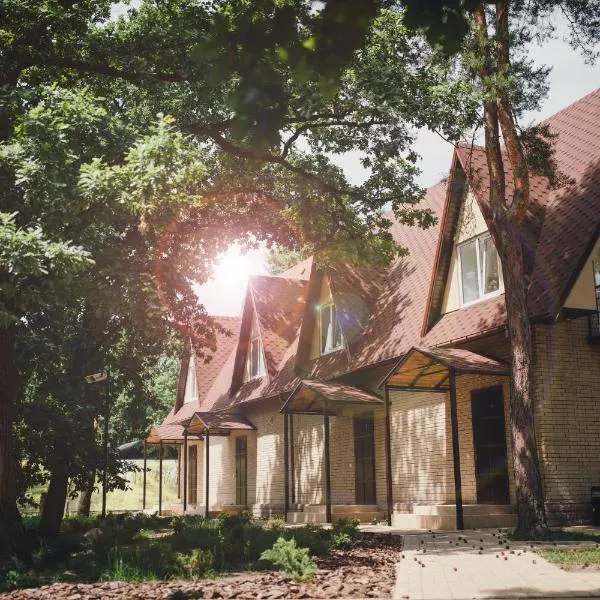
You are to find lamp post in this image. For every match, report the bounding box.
[85,367,110,519]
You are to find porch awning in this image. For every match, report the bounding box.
[184,411,256,436]
[380,346,510,390]
[282,379,383,415]
[146,423,188,444]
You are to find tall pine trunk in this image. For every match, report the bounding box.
[498,236,547,534]
[38,467,69,537]
[0,325,27,559]
[475,0,548,534]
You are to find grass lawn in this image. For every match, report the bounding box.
[538,547,600,570]
[22,459,179,516]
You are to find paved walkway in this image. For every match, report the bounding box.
[389,530,600,599]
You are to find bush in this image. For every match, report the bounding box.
[333,517,359,540]
[176,548,214,579]
[287,524,331,556]
[265,517,286,531]
[260,537,316,582]
[331,532,352,548]
[0,558,39,592]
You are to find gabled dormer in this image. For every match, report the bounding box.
[243,310,267,382]
[441,185,504,314]
[183,352,198,404]
[309,275,344,359]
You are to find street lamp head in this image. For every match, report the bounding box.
[85,372,107,384]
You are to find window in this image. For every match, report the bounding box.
[235,436,248,505]
[593,261,600,326]
[247,335,266,379]
[458,233,502,305]
[183,355,197,404]
[320,303,343,354]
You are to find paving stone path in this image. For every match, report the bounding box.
[393,530,600,599]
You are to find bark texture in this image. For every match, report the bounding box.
[77,469,96,516]
[0,325,27,559]
[474,1,548,535]
[38,467,69,537]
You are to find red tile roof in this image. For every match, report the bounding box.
[424,88,600,346]
[161,316,241,426]
[153,89,599,426]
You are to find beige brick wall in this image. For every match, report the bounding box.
[533,317,600,524]
[454,374,515,505]
[388,389,451,508]
[389,373,514,510]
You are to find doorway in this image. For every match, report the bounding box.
[354,414,376,504]
[471,386,510,504]
[188,445,198,505]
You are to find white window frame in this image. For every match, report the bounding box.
[457,232,504,307]
[183,354,198,404]
[247,334,266,380]
[319,302,343,355]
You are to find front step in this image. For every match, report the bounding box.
[392,504,517,530]
[287,504,386,524]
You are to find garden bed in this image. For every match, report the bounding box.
[1,532,401,599]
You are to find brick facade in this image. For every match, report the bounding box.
[533,316,600,524]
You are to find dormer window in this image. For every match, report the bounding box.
[247,335,266,379]
[183,355,197,404]
[458,232,503,305]
[320,302,342,354]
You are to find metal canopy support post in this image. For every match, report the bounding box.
[384,385,393,526]
[290,413,296,505]
[183,430,188,513]
[205,428,210,518]
[158,441,163,516]
[142,440,147,511]
[324,408,332,523]
[283,411,289,519]
[449,368,464,530]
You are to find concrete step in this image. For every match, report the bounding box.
[413,504,516,517]
[392,510,517,531]
[287,505,385,524]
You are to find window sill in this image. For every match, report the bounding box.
[460,289,503,309]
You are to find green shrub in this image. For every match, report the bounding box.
[265,517,286,530]
[260,537,316,582]
[0,558,39,592]
[331,532,352,548]
[176,548,214,579]
[333,517,359,540]
[287,524,331,556]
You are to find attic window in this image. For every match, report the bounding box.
[320,303,343,354]
[458,232,503,305]
[183,355,197,404]
[247,335,266,379]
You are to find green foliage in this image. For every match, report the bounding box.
[260,537,317,582]
[266,248,307,275]
[0,558,39,592]
[264,517,286,531]
[333,517,360,540]
[176,548,215,580]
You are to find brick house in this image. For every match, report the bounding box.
[146,89,600,529]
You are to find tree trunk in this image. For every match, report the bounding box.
[499,238,548,534]
[0,325,27,559]
[38,468,69,537]
[474,0,549,535]
[77,469,96,517]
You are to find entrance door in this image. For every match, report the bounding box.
[235,436,248,505]
[354,415,376,504]
[188,445,198,505]
[471,386,510,504]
